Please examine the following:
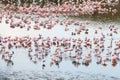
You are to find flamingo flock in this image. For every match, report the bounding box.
[0,0,120,69]
[1,0,119,17]
[0,24,120,68]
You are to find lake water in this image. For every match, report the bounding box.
[0,15,120,80]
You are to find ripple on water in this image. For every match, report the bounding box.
[0,70,120,80]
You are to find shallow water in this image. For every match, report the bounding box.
[0,15,120,80]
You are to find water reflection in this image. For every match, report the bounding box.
[0,24,119,69]
[1,51,14,66]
